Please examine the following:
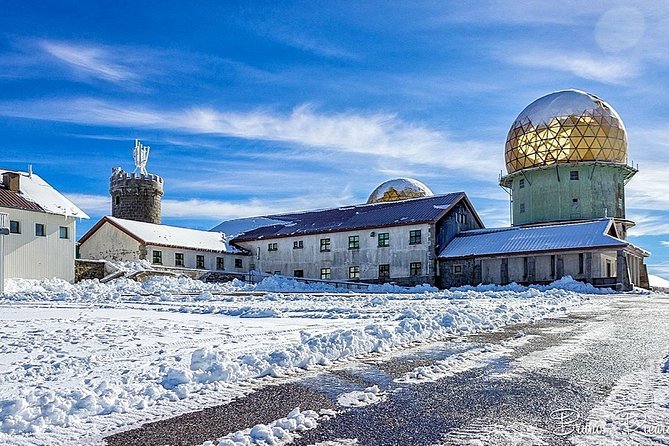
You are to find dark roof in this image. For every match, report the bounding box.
[438,219,646,259]
[229,193,477,242]
[0,186,44,213]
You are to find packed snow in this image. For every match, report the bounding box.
[336,385,385,408]
[0,275,619,445]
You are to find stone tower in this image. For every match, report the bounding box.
[109,140,164,224]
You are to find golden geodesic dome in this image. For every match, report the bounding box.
[505,90,628,174]
[367,178,434,204]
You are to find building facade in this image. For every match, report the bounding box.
[79,216,249,274]
[0,169,88,282]
[218,186,483,286]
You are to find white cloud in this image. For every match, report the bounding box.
[661,241,669,247]
[39,40,138,83]
[504,50,639,84]
[0,98,500,180]
[626,213,669,237]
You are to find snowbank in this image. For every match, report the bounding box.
[201,407,319,446]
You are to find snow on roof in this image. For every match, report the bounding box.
[439,219,633,259]
[104,216,239,253]
[0,169,89,218]
[210,217,292,240]
[649,274,669,288]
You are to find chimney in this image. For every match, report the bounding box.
[2,172,20,192]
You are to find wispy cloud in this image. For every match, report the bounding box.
[38,40,138,83]
[66,193,354,222]
[0,98,500,179]
[661,241,669,247]
[503,50,639,84]
[626,213,669,237]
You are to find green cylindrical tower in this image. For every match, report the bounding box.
[499,90,637,238]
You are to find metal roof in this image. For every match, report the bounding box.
[439,219,633,259]
[228,193,470,242]
[0,187,44,213]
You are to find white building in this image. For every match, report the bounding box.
[215,181,484,286]
[0,169,88,282]
[79,216,249,274]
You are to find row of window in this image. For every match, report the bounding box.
[267,230,423,252]
[7,220,69,239]
[152,251,243,269]
[287,263,423,280]
[518,170,579,189]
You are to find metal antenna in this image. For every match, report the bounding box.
[132,139,150,175]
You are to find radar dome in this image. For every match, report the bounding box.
[367,178,433,204]
[505,89,627,174]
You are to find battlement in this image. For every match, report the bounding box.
[109,167,163,224]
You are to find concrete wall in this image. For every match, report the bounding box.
[1,207,78,281]
[236,223,433,284]
[145,246,247,272]
[79,222,142,261]
[506,163,633,226]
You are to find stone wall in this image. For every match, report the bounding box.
[109,168,164,224]
[75,260,106,282]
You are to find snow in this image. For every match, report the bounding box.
[649,274,669,289]
[103,216,239,252]
[0,169,88,218]
[211,217,292,239]
[336,385,384,407]
[200,407,320,446]
[0,275,614,445]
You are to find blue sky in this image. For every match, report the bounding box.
[1,1,668,279]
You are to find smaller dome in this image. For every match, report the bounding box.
[367,178,433,204]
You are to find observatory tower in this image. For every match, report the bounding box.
[500,90,637,238]
[110,139,164,224]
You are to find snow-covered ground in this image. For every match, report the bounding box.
[0,275,619,445]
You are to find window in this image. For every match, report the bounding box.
[572,198,579,203]
[523,257,529,279]
[234,258,243,268]
[293,240,303,249]
[59,226,69,239]
[453,264,463,274]
[294,270,304,278]
[348,235,360,249]
[409,230,422,245]
[152,250,163,265]
[35,223,46,237]
[196,255,205,269]
[320,267,331,279]
[9,220,20,234]
[578,253,584,274]
[175,253,184,267]
[268,242,278,251]
[115,195,120,205]
[349,266,360,280]
[377,232,389,247]
[519,203,526,213]
[570,170,579,180]
[456,213,468,225]
[550,255,556,278]
[410,262,422,276]
[320,238,331,252]
[216,257,224,270]
[519,178,525,189]
[379,264,390,280]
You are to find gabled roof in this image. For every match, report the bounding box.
[220,193,482,242]
[0,169,89,218]
[439,219,646,259]
[79,216,240,253]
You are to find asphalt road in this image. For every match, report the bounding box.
[105,294,669,446]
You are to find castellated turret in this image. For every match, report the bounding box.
[109,140,164,224]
